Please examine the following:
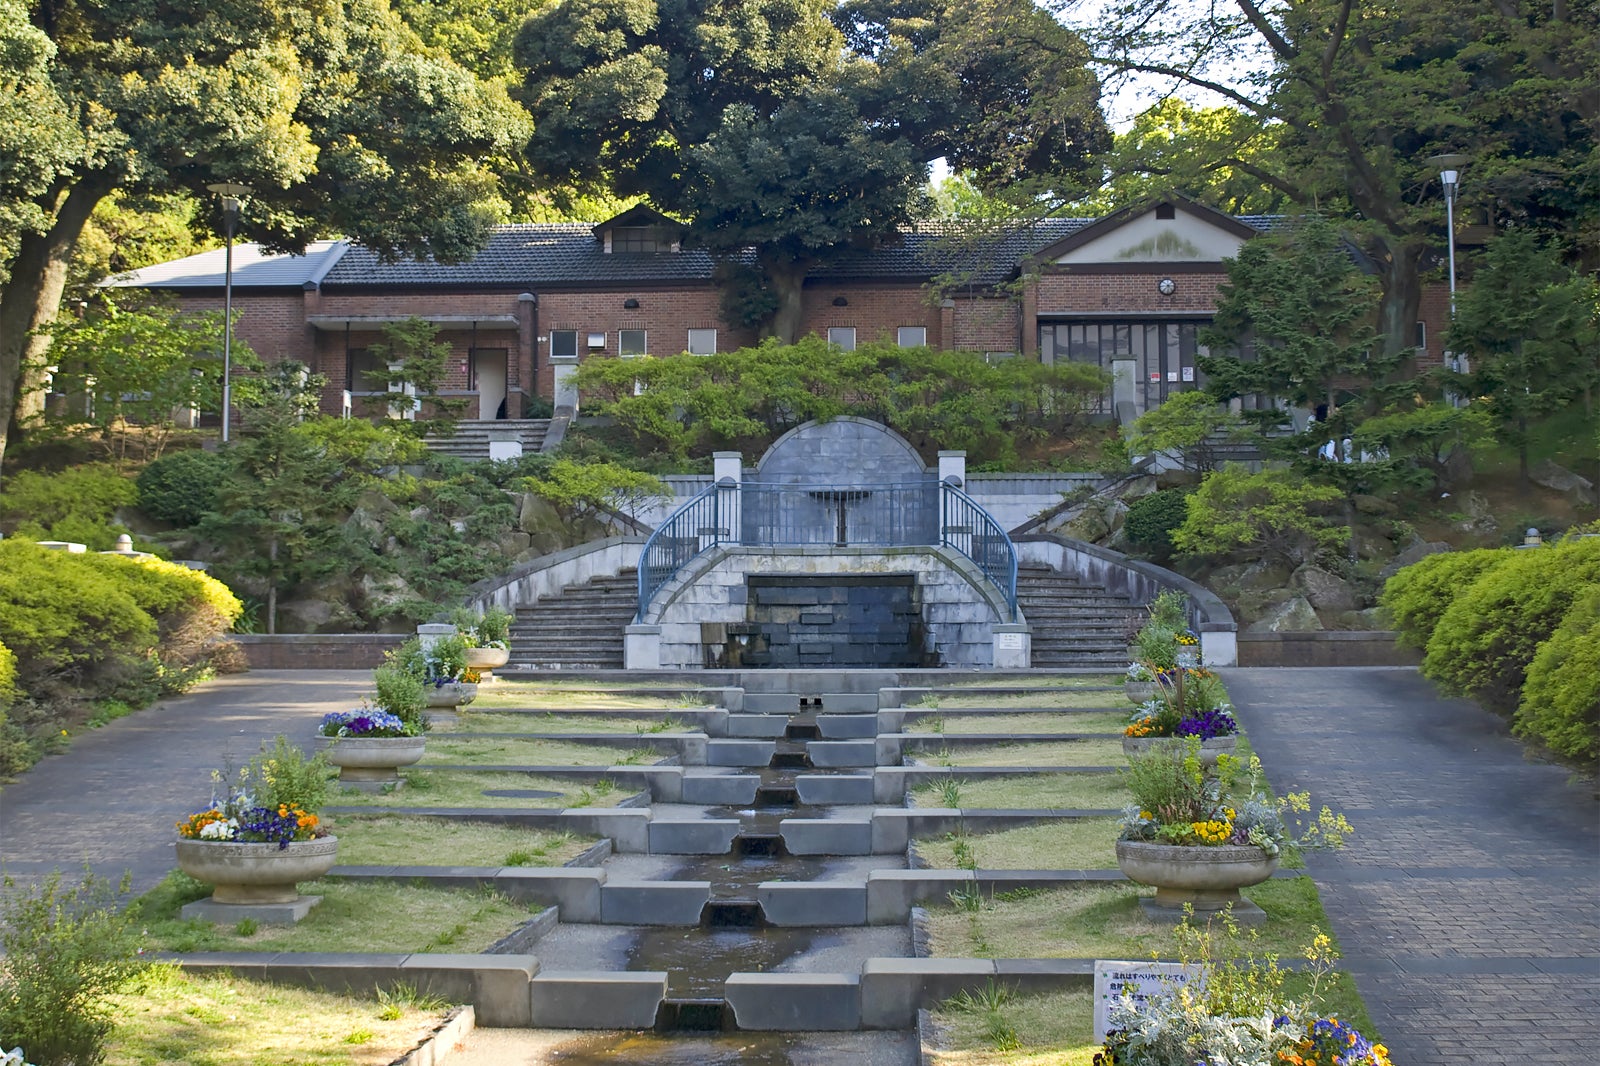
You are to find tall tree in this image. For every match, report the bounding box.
[0,0,529,468]
[1075,0,1598,356]
[515,0,1108,339]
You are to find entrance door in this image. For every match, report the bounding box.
[471,348,508,419]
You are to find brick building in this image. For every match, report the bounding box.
[113,196,1451,425]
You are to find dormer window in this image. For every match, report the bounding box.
[610,226,667,253]
[1155,203,1177,220]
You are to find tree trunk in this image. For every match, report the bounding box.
[1373,236,1427,362]
[0,175,116,468]
[267,536,280,635]
[760,256,810,345]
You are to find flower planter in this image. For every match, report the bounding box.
[324,735,426,786]
[465,646,509,670]
[174,836,340,906]
[1124,680,1158,704]
[1122,734,1239,769]
[426,681,478,710]
[1115,839,1277,914]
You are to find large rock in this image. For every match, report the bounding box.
[1530,459,1595,504]
[1209,559,1295,595]
[357,571,419,618]
[1291,564,1359,612]
[277,597,360,634]
[1352,493,1398,517]
[1451,491,1497,537]
[1234,588,1296,625]
[1327,607,1389,631]
[1244,596,1323,633]
[1378,540,1450,581]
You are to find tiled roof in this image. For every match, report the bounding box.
[106,240,346,289]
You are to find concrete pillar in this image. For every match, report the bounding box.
[991,623,1031,670]
[938,451,967,555]
[416,623,456,655]
[551,354,579,412]
[938,299,955,351]
[1111,358,1137,419]
[1200,628,1238,667]
[713,451,743,546]
[625,624,662,670]
[517,291,536,404]
[937,451,965,487]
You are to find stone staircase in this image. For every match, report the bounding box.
[423,419,551,462]
[509,569,637,669]
[1016,562,1146,669]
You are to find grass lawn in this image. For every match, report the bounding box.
[916,692,1128,710]
[420,736,666,766]
[911,773,1131,812]
[327,814,594,867]
[452,711,690,734]
[905,712,1130,735]
[942,676,1122,689]
[916,819,1123,870]
[132,873,535,955]
[104,964,451,1066]
[329,769,638,809]
[913,739,1126,767]
[469,685,704,711]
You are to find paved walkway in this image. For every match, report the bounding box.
[0,670,369,898]
[1222,667,1600,1066]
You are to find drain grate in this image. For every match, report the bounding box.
[754,785,799,806]
[701,898,765,928]
[731,833,786,858]
[654,997,732,1032]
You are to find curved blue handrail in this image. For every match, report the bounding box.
[939,482,1019,621]
[636,482,723,622]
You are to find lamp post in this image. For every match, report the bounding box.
[1426,155,1469,318]
[206,182,253,443]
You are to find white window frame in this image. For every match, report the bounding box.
[827,327,856,351]
[687,328,717,356]
[550,330,579,359]
[897,326,927,348]
[619,329,648,356]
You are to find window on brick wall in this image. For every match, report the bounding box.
[897,326,926,348]
[687,328,717,355]
[611,226,667,253]
[620,329,648,356]
[827,327,856,351]
[348,347,388,393]
[550,330,578,358]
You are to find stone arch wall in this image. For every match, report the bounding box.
[753,417,927,485]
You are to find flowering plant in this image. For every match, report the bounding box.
[1276,1015,1392,1066]
[448,606,512,650]
[175,737,331,849]
[317,708,418,738]
[1126,662,1157,682]
[391,634,470,687]
[1124,667,1237,739]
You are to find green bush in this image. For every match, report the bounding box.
[1171,465,1347,566]
[0,869,147,1066]
[1517,586,1600,762]
[0,639,14,706]
[135,448,230,526]
[0,540,156,690]
[1125,489,1192,558]
[0,464,136,550]
[1378,548,1512,649]
[1421,537,1600,707]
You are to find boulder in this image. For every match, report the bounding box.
[1244,596,1323,633]
[276,597,360,634]
[1451,491,1497,537]
[1352,494,1398,517]
[1209,559,1294,595]
[1234,588,1296,624]
[1155,468,1203,490]
[1060,505,1112,544]
[1530,459,1596,504]
[1327,607,1390,631]
[498,530,534,556]
[1115,475,1160,500]
[1378,540,1450,581]
[1291,564,1359,612]
[357,571,419,618]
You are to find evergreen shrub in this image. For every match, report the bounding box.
[1517,587,1600,762]
[1377,548,1511,649]
[135,448,230,526]
[0,465,136,550]
[1124,488,1191,557]
[0,541,155,689]
[1421,537,1600,708]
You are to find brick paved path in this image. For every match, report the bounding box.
[0,670,369,898]
[1222,667,1600,1066]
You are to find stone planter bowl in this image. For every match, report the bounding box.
[426,681,478,710]
[1122,734,1239,769]
[174,836,340,905]
[324,735,426,785]
[1115,839,1278,913]
[465,646,510,670]
[1124,680,1158,704]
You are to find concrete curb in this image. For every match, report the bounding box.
[385,1004,475,1066]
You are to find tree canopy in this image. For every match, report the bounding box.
[0,0,530,467]
[515,0,1109,339]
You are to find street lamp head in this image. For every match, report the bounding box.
[206,182,254,197]
[1425,153,1469,189]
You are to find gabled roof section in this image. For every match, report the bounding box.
[1032,193,1261,266]
[105,240,348,291]
[590,204,684,242]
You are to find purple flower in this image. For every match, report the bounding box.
[1173,707,1238,740]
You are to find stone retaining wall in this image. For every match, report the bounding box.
[232,634,405,670]
[1237,631,1421,668]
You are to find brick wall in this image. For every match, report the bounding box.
[180,294,316,366]
[799,283,937,347]
[534,287,746,398]
[1036,271,1229,316]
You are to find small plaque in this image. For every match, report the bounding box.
[1166,370,1179,382]
[1149,372,1161,382]
[1093,960,1197,1041]
[996,632,1025,650]
[1182,366,1195,382]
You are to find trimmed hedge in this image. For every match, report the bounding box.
[1421,537,1600,707]
[1124,488,1191,558]
[0,464,136,550]
[1518,588,1600,762]
[135,448,230,527]
[1378,548,1511,649]
[0,639,14,706]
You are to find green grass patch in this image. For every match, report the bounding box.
[469,684,703,710]
[906,712,1129,735]
[327,814,593,867]
[131,873,534,955]
[104,964,451,1066]
[943,677,1122,690]
[915,739,1125,767]
[421,736,664,766]
[917,691,1127,710]
[329,769,635,809]
[911,773,1130,811]
[916,819,1123,870]
[453,711,689,734]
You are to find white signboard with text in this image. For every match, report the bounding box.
[1093,960,1199,1041]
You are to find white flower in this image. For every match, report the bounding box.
[199,818,238,840]
[3,1048,38,1066]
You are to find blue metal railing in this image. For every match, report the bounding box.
[635,477,1018,622]
[636,482,728,621]
[940,482,1019,621]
